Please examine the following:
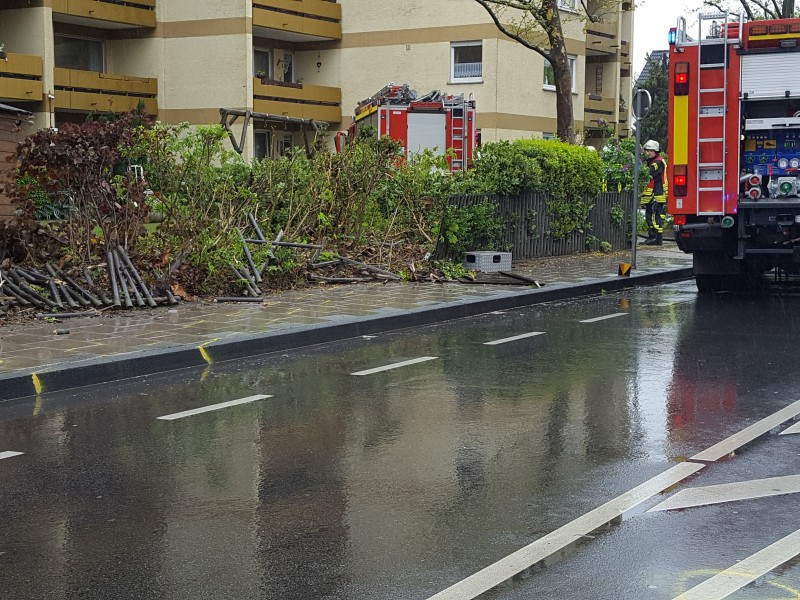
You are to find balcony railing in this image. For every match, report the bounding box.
[453,62,482,79]
[0,53,43,102]
[51,0,156,29]
[253,0,342,40]
[585,20,618,56]
[253,78,341,122]
[583,93,615,129]
[54,68,157,115]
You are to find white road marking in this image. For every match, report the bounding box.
[484,332,545,346]
[0,451,24,461]
[780,420,800,435]
[579,313,628,324]
[426,462,705,600]
[351,356,438,376]
[673,527,800,600]
[648,474,800,513]
[691,398,800,462]
[157,395,272,421]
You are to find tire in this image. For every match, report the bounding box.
[695,274,721,294]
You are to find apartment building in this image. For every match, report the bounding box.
[0,0,632,160]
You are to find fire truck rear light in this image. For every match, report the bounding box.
[673,215,687,226]
[674,62,690,96]
[751,24,769,35]
[770,24,789,34]
[668,28,677,45]
[673,164,688,196]
[791,24,800,33]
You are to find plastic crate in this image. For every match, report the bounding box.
[463,251,512,272]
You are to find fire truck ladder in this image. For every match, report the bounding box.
[449,96,469,172]
[695,11,737,215]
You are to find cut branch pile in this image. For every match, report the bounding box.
[0,246,179,319]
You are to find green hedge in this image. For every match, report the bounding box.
[469,138,604,237]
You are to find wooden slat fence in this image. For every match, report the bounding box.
[439,192,634,260]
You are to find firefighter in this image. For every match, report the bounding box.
[640,140,668,245]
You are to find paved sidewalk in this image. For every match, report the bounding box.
[0,246,692,400]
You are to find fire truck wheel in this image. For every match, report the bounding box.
[695,274,723,294]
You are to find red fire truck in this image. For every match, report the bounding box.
[335,83,477,171]
[668,12,800,291]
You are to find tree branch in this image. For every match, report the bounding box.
[473,0,551,58]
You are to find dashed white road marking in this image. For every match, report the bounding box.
[673,527,800,600]
[157,394,272,421]
[426,462,705,600]
[579,313,628,324]
[351,356,438,376]
[648,474,800,513]
[0,451,24,461]
[780,420,800,435]
[484,332,545,346]
[691,398,800,462]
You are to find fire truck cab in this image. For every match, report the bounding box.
[337,83,477,172]
[668,13,800,291]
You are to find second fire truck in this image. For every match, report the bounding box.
[668,12,800,291]
[336,83,477,172]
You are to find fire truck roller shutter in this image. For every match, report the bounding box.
[742,54,800,99]
[406,112,447,158]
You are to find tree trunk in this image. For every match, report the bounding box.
[784,0,796,18]
[545,0,574,143]
[550,45,574,143]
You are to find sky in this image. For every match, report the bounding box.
[633,0,707,77]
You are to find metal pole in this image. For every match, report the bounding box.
[631,91,642,269]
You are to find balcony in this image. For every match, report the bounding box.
[585,20,618,57]
[253,0,341,42]
[0,53,44,103]
[253,79,341,122]
[51,0,156,29]
[54,68,157,115]
[583,93,615,129]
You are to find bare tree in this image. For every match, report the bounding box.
[473,0,626,143]
[702,0,797,19]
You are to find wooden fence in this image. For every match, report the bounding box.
[440,192,634,260]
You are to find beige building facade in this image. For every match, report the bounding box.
[0,0,632,158]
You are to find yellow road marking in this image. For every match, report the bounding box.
[31,373,43,395]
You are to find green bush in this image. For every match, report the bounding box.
[435,200,506,256]
[469,138,603,238]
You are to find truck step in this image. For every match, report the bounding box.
[700,88,726,93]
[699,187,724,191]
[699,138,724,142]
[699,162,725,168]
[700,63,727,69]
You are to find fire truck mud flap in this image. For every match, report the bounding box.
[675,223,727,254]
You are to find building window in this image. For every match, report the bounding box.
[254,131,271,159]
[451,41,483,83]
[54,35,104,72]
[254,48,272,79]
[558,0,577,10]
[543,56,577,93]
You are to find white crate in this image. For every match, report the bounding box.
[463,251,512,272]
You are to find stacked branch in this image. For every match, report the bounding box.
[0,246,180,319]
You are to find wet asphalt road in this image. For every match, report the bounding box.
[1,281,800,600]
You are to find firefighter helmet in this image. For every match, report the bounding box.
[643,140,660,152]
